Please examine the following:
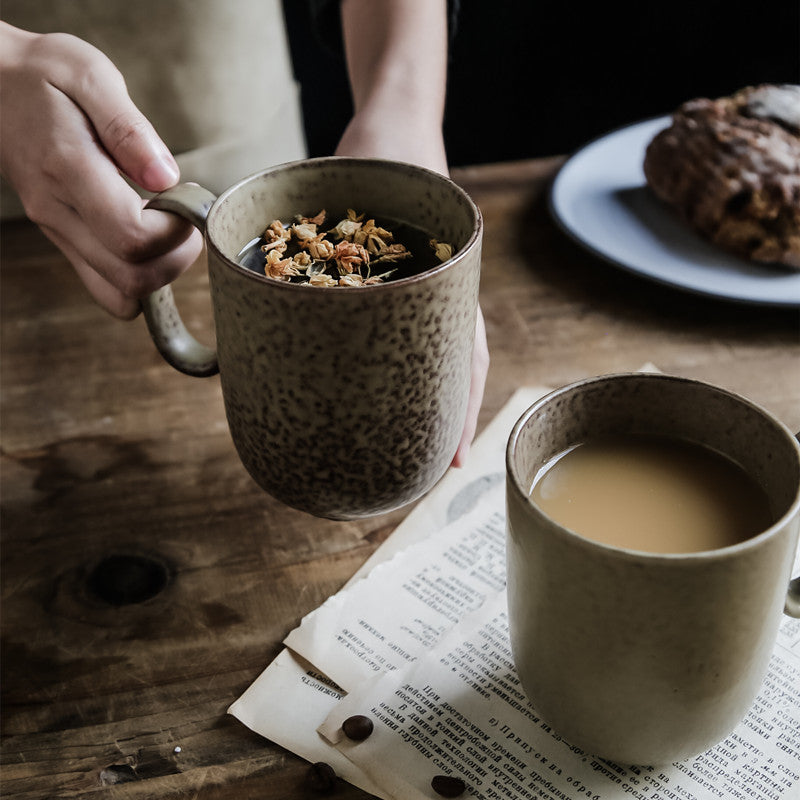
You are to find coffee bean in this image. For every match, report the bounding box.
[342,714,374,741]
[431,774,467,797]
[305,761,337,794]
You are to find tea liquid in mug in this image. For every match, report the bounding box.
[530,435,773,553]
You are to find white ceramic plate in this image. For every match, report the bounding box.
[549,116,800,307]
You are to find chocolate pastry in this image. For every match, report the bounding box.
[643,84,800,269]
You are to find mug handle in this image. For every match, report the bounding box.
[786,433,800,618]
[140,183,219,377]
[787,578,800,618]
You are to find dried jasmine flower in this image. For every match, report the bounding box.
[334,240,370,275]
[306,234,336,261]
[260,237,288,255]
[263,250,287,280]
[263,249,303,280]
[292,221,319,241]
[355,218,394,255]
[308,272,337,287]
[331,217,363,241]
[264,220,291,242]
[373,243,412,263]
[430,239,453,262]
[297,209,327,226]
[256,209,452,287]
[292,251,313,269]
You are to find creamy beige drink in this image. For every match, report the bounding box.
[507,373,800,764]
[530,434,773,553]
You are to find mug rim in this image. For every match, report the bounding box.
[506,372,800,562]
[204,156,483,293]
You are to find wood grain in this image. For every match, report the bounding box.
[2,158,798,799]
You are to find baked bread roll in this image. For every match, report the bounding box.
[643,84,800,269]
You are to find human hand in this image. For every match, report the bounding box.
[0,23,203,319]
[335,107,449,177]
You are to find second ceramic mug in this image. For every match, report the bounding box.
[142,158,482,519]
[506,373,800,765]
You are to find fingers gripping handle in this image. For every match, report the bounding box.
[145,183,216,229]
[141,183,219,377]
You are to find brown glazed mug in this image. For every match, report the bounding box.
[142,157,482,519]
[506,373,800,764]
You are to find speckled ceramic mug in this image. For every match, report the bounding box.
[142,158,482,519]
[506,373,800,765]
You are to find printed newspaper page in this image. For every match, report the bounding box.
[230,647,389,798]
[319,586,800,800]
[283,487,506,693]
[230,381,799,799]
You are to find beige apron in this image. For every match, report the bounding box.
[1,0,307,217]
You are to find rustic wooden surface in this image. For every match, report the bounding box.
[2,157,798,799]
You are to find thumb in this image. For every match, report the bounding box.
[52,38,179,192]
[95,102,180,192]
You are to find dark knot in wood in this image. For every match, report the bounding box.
[87,554,170,606]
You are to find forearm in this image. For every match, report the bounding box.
[337,0,448,172]
[341,0,447,122]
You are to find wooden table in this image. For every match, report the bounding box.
[2,158,798,799]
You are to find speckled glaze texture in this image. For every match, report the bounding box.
[506,373,800,765]
[198,158,482,519]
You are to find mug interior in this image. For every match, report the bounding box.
[205,157,481,282]
[508,373,800,542]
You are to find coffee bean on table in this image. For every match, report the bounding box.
[431,774,467,797]
[305,761,337,794]
[342,714,374,741]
